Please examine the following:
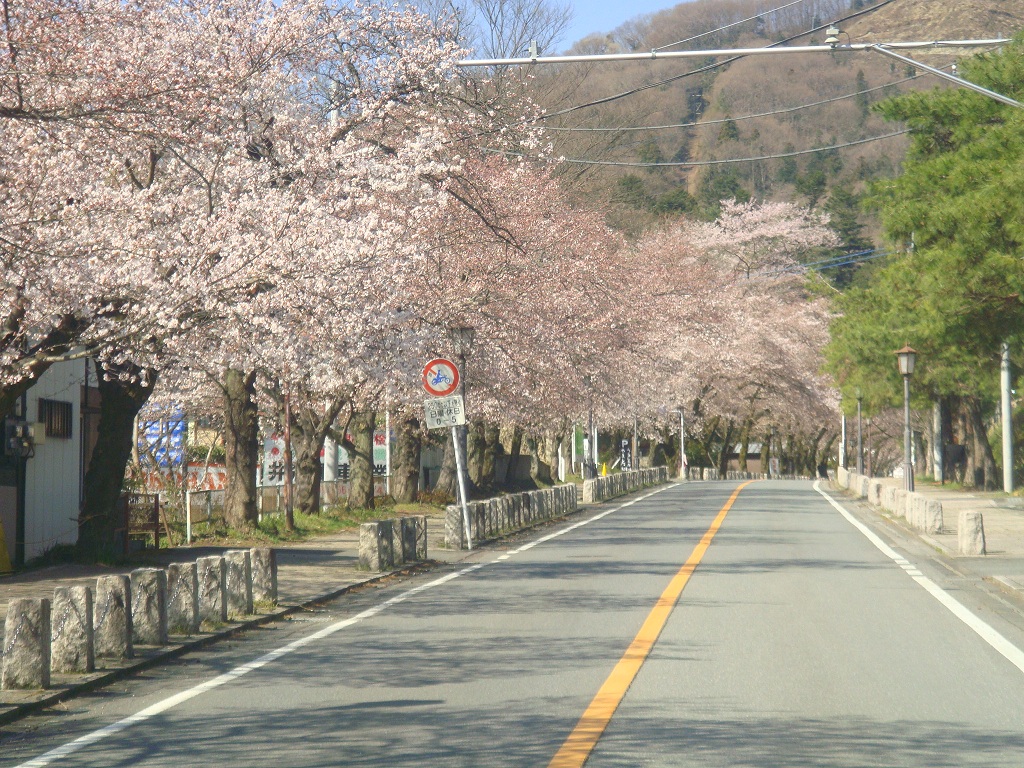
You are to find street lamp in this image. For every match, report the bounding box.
[895,345,917,491]
[855,387,864,476]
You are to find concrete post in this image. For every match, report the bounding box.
[167,562,200,636]
[94,574,133,659]
[958,511,986,556]
[250,548,278,604]
[444,504,465,550]
[51,586,94,673]
[359,521,393,571]
[197,556,228,625]
[224,550,254,618]
[924,500,944,535]
[2,598,51,689]
[130,568,168,646]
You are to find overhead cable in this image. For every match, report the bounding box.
[483,129,909,167]
[653,0,809,52]
[543,72,925,133]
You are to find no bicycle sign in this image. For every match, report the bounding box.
[422,358,460,397]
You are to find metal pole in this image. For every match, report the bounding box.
[456,39,1011,68]
[840,414,847,469]
[284,389,294,530]
[680,411,686,480]
[903,375,914,492]
[185,490,192,545]
[384,411,391,495]
[857,398,864,475]
[632,416,638,471]
[1002,341,1014,493]
[933,401,944,484]
[451,425,473,549]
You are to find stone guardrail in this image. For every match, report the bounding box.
[834,467,985,556]
[1,548,278,691]
[687,467,812,481]
[358,516,428,572]
[444,485,579,551]
[583,467,669,504]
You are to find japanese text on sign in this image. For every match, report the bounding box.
[424,395,466,430]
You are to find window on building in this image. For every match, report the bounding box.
[39,399,73,439]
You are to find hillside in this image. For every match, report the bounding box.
[529,0,1024,277]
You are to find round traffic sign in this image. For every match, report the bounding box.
[422,358,460,397]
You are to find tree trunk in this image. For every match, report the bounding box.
[345,410,376,509]
[717,420,735,476]
[738,419,751,472]
[528,435,552,485]
[543,428,561,482]
[391,413,422,503]
[433,433,459,500]
[467,420,486,486]
[78,363,156,560]
[967,398,998,490]
[292,399,344,516]
[480,423,500,490]
[223,368,259,528]
[503,424,523,487]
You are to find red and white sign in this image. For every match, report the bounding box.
[422,358,460,397]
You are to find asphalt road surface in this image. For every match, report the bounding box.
[4,480,1024,767]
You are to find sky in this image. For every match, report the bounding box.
[561,0,681,51]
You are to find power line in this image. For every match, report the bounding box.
[653,0,809,52]
[518,0,901,124]
[543,72,923,133]
[483,129,909,167]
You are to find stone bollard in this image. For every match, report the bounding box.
[359,521,394,571]
[51,586,94,674]
[444,505,465,549]
[893,489,907,518]
[94,574,133,659]
[924,500,944,535]
[224,550,254,618]
[2,598,51,689]
[197,556,228,625]
[958,511,986,555]
[167,562,200,636]
[250,548,278,604]
[411,516,428,560]
[869,480,882,508]
[131,568,168,646]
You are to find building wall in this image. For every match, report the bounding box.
[23,360,86,560]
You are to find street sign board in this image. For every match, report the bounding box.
[422,358,460,397]
[424,395,466,430]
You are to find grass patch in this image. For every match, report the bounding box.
[168,499,445,548]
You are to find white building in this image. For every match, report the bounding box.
[0,359,94,568]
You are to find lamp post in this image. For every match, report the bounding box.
[895,345,917,491]
[855,387,864,476]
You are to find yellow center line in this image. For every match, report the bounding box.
[547,481,754,768]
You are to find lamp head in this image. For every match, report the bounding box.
[895,345,917,376]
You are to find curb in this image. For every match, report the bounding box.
[0,561,439,726]
[0,484,665,725]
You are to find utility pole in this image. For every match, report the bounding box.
[1002,341,1014,493]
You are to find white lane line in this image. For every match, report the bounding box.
[15,483,683,767]
[814,481,1024,675]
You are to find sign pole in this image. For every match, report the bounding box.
[451,425,473,550]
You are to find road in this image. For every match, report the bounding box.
[4,480,1024,767]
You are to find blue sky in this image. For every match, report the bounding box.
[561,1,682,50]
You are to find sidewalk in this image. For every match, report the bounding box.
[833,475,1024,591]
[0,505,469,722]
